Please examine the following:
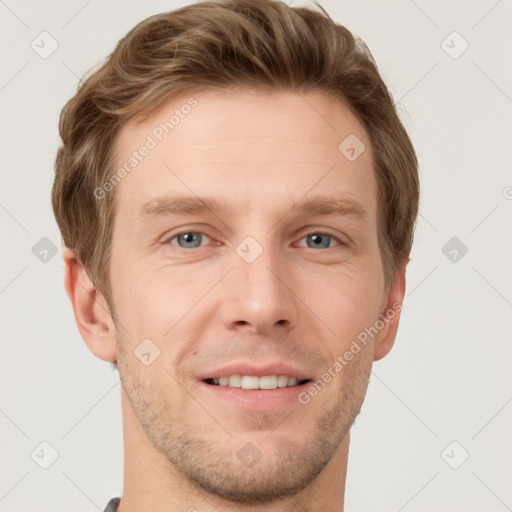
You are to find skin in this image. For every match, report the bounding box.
[63,89,406,512]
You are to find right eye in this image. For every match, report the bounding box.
[165,231,213,249]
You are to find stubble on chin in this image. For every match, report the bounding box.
[114,328,374,505]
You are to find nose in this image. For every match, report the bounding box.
[219,236,301,335]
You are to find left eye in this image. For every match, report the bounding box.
[166,231,342,250]
[298,232,342,249]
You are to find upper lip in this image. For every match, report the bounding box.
[197,361,312,381]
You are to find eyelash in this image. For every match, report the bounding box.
[163,229,347,250]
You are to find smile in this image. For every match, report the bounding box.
[204,375,310,389]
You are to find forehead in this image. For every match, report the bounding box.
[112,89,376,222]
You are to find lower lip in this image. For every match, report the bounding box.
[198,380,310,411]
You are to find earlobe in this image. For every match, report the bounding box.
[373,264,407,361]
[62,247,117,362]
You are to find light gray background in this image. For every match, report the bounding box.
[1,1,511,511]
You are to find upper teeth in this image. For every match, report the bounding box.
[213,375,300,389]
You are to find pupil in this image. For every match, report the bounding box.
[310,234,329,248]
[180,232,200,247]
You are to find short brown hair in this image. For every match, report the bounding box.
[52,0,419,312]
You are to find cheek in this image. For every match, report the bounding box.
[308,267,383,352]
[110,255,167,336]
[112,259,214,341]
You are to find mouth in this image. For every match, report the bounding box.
[197,362,314,410]
[203,375,311,390]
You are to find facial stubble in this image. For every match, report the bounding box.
[114,328,373,505]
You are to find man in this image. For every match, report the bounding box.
[51,0,419,510]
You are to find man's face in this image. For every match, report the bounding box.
[108,89,394,502]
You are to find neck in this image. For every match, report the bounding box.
[117,390,349,512]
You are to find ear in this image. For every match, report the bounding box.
[373,264,407,361]
[62,247,117,363]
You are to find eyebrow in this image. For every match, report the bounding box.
[138,194,368,222]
